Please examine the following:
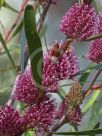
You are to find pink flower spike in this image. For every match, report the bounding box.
[24,94,57,134]
[98,12,102,33]
[87,39,102,63]
[59,3,97,40]
[0,105,24,136]
[13,66,39,104]
[13,41,79,104]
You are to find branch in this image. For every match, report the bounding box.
[4,0,29,43]
[83,69,102,96]
[37,0,53,32]
[46,115,66,136]
[85,83,102,97]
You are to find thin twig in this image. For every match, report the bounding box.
[0,66,19,72]
[5,0,29,43]
[0,19,6,33]
[37,0,52,32]
[83,69,102,96]
[85,84,102,97]
[46,115,67,136]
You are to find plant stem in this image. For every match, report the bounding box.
[85,34,102,41]
[5,0,29,43]
[46,115,67,136]
[37,0,52,32]
[85,84,102,97]
[0,66,18,72]
[83,69,102,96]
[93,0,99,14]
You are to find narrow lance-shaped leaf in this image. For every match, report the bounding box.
[79,64,94,86]
[24,5,43,89]
[79,72,90,86]
[12,20,23,38]
[25,130,34,136]
[82,101,100,130]
[0,33,16,71]
[0,0,4,8]
[52,129,102,135]
[88,101,100,129]
[74,63,102,77]
[82,90,101,113]
[4,1,19,13]
[20,29,27,73]
[90,122,100,136]
[93,0,99,14]
[85,34,102,41]
[93,122,100,129]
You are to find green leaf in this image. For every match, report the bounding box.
[74,64,102,77]
[0,91,11,105]
[12,21,23,38]
[79,64,94,85]
[85,34,102,41]
[0,0,4,8]
[93,122,100,129]
[4,2,19,13]
[79,64,96,86]
[93,0,99,14]
[82,90,101,113]
[26,131,34,136]
[52,129,102,135]
[0,33,16,71]
[80,101,100,131]
[24,5,43,89]
[79,72,90,86]
[90,123,100,136]
[85,101,100,129]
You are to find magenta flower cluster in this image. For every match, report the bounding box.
[87,39,102,63]
[13,43,79,104]
[1,1,102,135]
[87,12,102,63]
[24,94,56,134]
[13,67,39,104]
[0,105,24,136]
[43,45,79,92]
[59,3,97,40]
[10,41,79,135]
[98,12,102,33]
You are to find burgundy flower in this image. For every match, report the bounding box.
[13,41,79,104]
[24,94,56,134]
[13,66,39,104]
[87,39,102,63]
[55,100,67,119]
[42,51,58,92]
[98,12,102,33]
[67,106,81,124]
[56,100,81,124]
[43,43,79,90]
[66,82,83,107]
[59,3,96,40]
[56,46,79,80]
[0,105,24,136]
